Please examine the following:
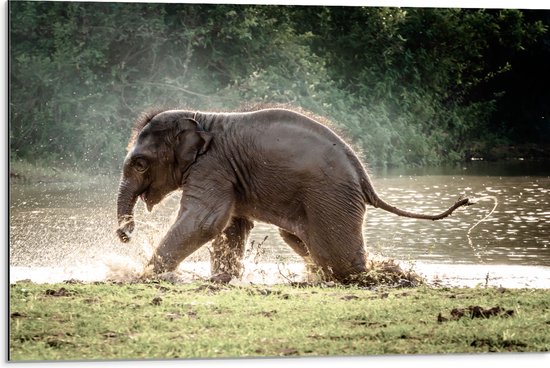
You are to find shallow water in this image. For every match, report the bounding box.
[9,161,550,285]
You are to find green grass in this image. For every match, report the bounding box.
[9,281,550,361]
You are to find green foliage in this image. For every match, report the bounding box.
[9,2,548,172]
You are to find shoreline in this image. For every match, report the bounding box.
[9,262,550,289]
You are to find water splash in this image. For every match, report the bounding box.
[466,195,499,261]
[9,259,310,285]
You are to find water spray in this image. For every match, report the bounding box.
[465,195,499,262]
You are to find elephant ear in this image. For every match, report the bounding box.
[174,129,213,174]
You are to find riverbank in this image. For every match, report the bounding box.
[9,280,550,361]
[476,143,550,162]
[9,261,550,289]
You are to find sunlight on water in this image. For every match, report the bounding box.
[364,174,550,266]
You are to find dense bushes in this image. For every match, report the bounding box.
[9,2,548,172]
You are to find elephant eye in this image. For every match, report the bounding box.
[133,157,149,173]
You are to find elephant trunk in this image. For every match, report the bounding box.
[116,178,139,243]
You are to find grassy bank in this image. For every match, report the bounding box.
[9,281,550,361]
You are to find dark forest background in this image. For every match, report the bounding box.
[9,1,550,173]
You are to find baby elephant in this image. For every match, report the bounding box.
[116,108,470,283]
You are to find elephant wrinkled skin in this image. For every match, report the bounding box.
[116,108,471,283]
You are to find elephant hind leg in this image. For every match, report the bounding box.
[210,217,254,280]
[278,229,324,282]
[310,236,367,283]
[278,229,309,258]
[303,218,367,283]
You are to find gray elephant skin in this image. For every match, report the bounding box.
[116,108,470,283]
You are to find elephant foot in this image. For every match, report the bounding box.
[209,255,244,282]
[140,269,182,283]
[302,257,331,283]
[141,259,183,283]
[140,264,155,280]
[209,264,243,283]
[144,254,179,276]
[209,272,233,284]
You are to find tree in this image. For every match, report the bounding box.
[9,2,548,172]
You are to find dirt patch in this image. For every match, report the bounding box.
[341,295,360,301]
[258,310,278,318]
[278,348,299,356]
[470,337,528,351]
[102,331,119,339]
[191,283,229,294]
[45,288,74,297]
[151,297,163,306]
[437,305,514,322]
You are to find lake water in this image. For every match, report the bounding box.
[9,161,550,286]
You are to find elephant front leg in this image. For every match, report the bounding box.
[210,217,254,282]
[145,198,234,276]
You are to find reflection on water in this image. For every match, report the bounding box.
[9,162,550,277]
[365,175,549,265]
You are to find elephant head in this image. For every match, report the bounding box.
[116,111,212,243]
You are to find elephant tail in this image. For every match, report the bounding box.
[363,179,473,220]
